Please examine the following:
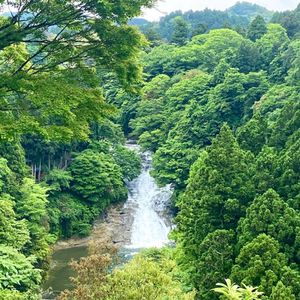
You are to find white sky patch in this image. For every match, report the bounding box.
[142,0,299,21]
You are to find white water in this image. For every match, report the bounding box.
[125,146,172,249]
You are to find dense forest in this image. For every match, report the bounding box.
[0,0,300,299]
[130,1,273,43]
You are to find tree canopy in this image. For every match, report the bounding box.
[0,0,154,140]
[1,1,300,298]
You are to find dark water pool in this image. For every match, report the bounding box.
[42,246,140,299]
[42,246,88,299]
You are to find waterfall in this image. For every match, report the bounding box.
[125,145,172,249]
[42,143,173,298]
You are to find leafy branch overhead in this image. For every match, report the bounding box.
[0,0,155,140]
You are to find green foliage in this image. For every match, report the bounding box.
[152,139,199,188]
[270,281,296,300]
[279,267,300,299]
[278,136,300,209]
[236,117,268,154]
[252,85,295,128]
[138,129,164,152]
[237,189,300,262]
[213,279,263,300]
[130,74,171,146]
[231,234,288,296]
[233,40,260,73]
[269,89,300,149]
[171,16,189,46]
[252,146,279,193]
[0,3,152,294]
[135,2,273,43]
[144,29,245,77]
[0,289,29,300]
[0,158,15,195]
[142,24,163,47]
[0,245,41,292]
[47,193,99,238]
[150,68,268,189]
[142,74,172,100]
[90,119,125,144]
[208,69,269,126]
[256,24,289,70]
[271,4,300,38]
[176,124,255,242]
[247,15,267,41]
[192,230,235,300]
[111,145,141,181]
[44,142,141,239]
[45,169,73,192]
[59,244,195,300]
[1,70,116,141]
[123,6,300,299]
[143,44,177,77]
[191,23,207,37]
[269,40,300,83]
[132,70,211,153]
[0,141,27,180]
[105,256,195,299]
[0,197,29,250]
[0,146,46,297]
[165,70,211,117]
[0,0,154,140]
[174,125,255,295]
[228,2,273,21]
[17,179,50,264]
[1,1,300,298]
[70,150,127,203]
[189,29,245,72]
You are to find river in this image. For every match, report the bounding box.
[43,145,172,298]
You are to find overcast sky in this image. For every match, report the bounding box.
[142,0,299,21]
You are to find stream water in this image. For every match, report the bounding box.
[43,145,172,298]
[125,146,172,249]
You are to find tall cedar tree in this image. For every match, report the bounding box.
[231,234,298,297]
[175,124,255,287]
[237,189,300,263]
[192,230,235,300]
[170,16,189,46]
[176,124,255,241]
[247,15,267,41]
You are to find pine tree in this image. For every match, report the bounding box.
[237,189,300,262]
[270,281,296,300]
[175,124,255,292]
[234,40,261,72]
[231,234,287,297]
[194,230,235,300]
[171,16,189,46]
[191,23,207,37]
[176,124,255,244]
[247,15,267,41]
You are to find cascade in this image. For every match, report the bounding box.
[125,145,172,249]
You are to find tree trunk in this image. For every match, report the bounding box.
[38,158,42,182]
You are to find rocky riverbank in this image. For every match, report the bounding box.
[53,203,134,251]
